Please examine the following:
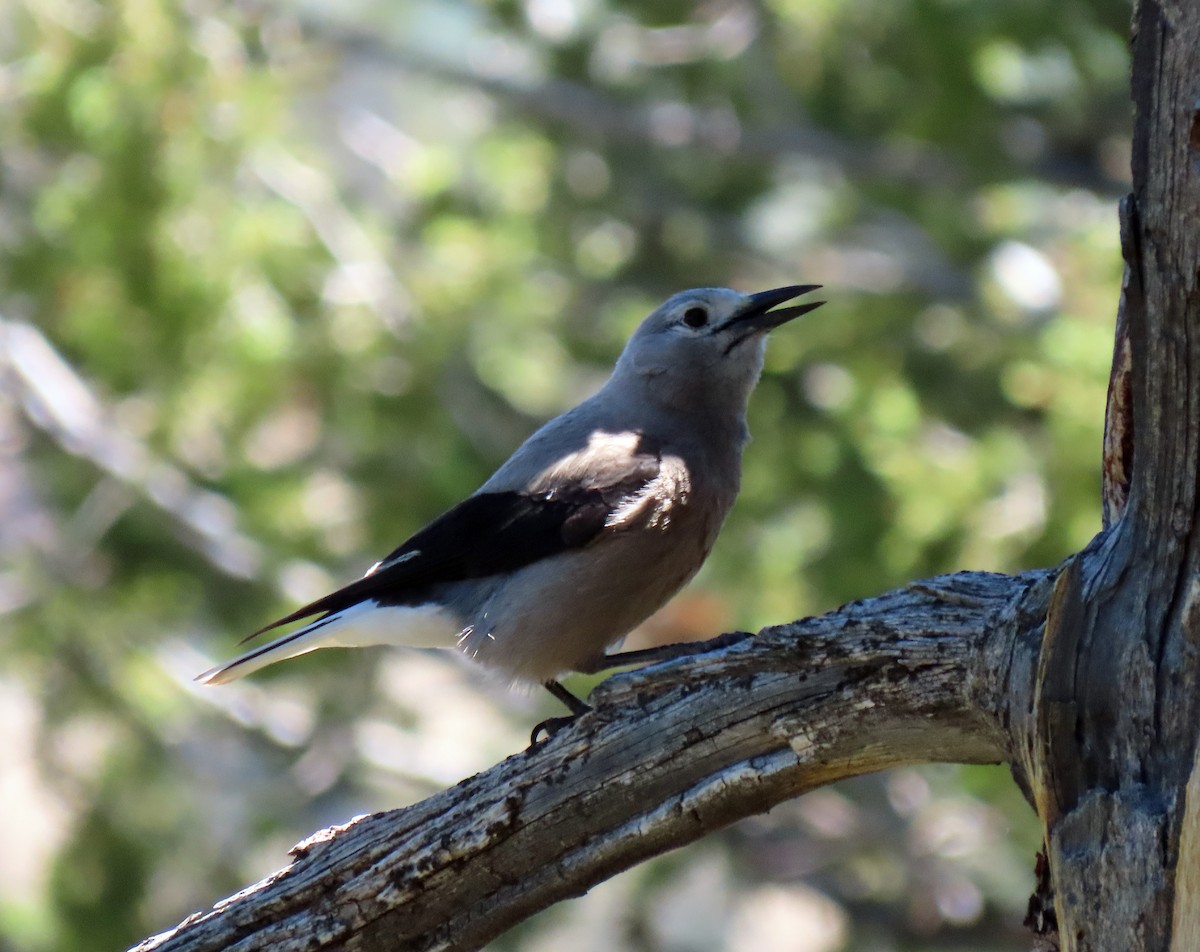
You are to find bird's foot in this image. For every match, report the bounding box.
[529,714,581,746]
[529,679,593,746]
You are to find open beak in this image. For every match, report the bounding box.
[720,284,825,348]
[724,284,825,336]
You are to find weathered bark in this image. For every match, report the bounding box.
[130,1,1200,950]
[136,570,1056,952]
[1013,1,1200,949]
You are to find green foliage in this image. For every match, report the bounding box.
[0,0,1129,948]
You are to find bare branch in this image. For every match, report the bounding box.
[283,10,1124,196]
[0,317,263,580]
[133,568,1052,952]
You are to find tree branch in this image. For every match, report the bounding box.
[133,568,1057,952]
[280,7,1126,196]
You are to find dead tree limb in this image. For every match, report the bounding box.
[136,568,1057,952]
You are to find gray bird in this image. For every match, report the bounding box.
[198,285,823,733]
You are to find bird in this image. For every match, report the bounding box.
[197,285,824,736]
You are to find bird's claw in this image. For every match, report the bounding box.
[529,714,580,746]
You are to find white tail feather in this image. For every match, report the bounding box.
[196,600,461,685]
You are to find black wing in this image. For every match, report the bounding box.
[245,467,657,641]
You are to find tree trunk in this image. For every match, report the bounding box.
[130,1,1200,950]
[1013,1,1200,948]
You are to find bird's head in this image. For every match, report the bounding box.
[614,285,824,413]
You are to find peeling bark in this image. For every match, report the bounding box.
[1103,197,1137,529]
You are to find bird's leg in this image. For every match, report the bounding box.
[530,679,592,745]
[544,679,591,715]
[529,634,754,744]
[577,630,754,674]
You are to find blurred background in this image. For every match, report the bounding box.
[0,0,1130,949]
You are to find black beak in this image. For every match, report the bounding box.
[724,284,825,335]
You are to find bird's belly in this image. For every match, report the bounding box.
[460,516,718,684]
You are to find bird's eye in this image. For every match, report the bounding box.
[682,306,709,328]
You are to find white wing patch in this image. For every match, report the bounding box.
[606,454,691,530]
